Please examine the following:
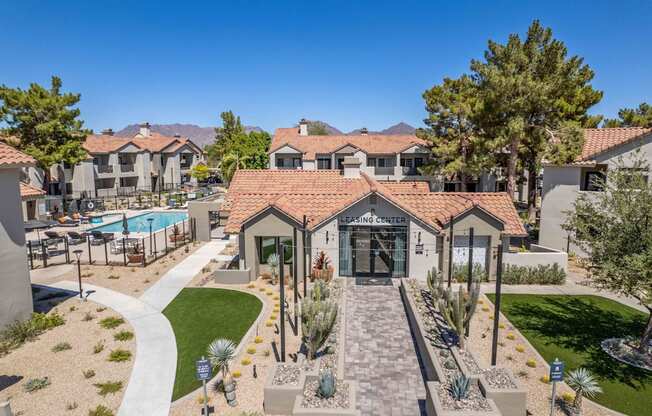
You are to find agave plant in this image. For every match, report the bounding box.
[449,374,470,400]
[267,253,280,284]
[207,338,236,379]
[566,368,602,415]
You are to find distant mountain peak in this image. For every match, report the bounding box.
[114,123,263,148]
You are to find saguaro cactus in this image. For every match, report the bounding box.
[301,297,338,360]
[438,281,480,350]
[426,267,446,302]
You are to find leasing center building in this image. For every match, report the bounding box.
[223,159,526,282]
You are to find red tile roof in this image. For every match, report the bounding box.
[83,132,201,154]
[269,128,427,160]
[579,127,652,161]
[20,182,46,199]
[0,142,36,167]
[223,169,526,236]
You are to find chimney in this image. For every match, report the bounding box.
[360,127,368,136]
[299,118,309,136]
[139,122,151,137]
[101,128,114,136]
[173,134,181,138]
[342,156,361,178]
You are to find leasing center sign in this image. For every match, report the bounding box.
[340,212,407,226]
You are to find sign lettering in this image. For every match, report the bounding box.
[549,359,564,382]
[196,359,212,381]
[340,214,406,226]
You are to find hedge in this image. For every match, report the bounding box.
[502,263,566,285]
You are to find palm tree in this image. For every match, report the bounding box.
[219,152,249,183]
[566,368,602,415]
[207,338,236,380]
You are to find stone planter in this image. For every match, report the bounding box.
[291,380,358,416]
[478,370,527,416]
[264,357,320,415]
[425,382,501,416]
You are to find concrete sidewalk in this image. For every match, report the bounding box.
[49,281,177,416]
[139,239,229,312]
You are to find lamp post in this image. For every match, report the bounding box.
[73,249,83,301]
[147,218,154,256]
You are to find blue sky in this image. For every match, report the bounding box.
[2,0,651,133]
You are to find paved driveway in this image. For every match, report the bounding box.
[344,280,426,415]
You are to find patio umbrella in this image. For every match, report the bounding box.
[122,214,130,236]
[24,219,57,241]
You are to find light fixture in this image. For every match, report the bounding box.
[326,231,329,244]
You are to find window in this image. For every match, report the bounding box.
[337,158,345,170]
[582,171,606,192]
[317,158,331,169]
[414,158,424,168]
[377,158,386,168]
[367,158,376,167]
[276,158,285,168]
[400,158,413,168]
[257,236,292,264]
[292,158,302,168]
[444,182,457,192]
[466,182,477,192]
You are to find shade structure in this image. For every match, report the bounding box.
[24,220,57,231]
[122,214,130,236]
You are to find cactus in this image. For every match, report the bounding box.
[444,358,457,370]
[318,369,337,398]
[312,280,330,301]
[267,253,280,284]
[426,267,446,302]
[301,297,338,360]
[438,280,480,350]
[449,374,471,400]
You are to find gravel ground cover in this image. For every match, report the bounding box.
[272,364,301,385]
[169,277,303,416]
[301,379,350,409]
[485,294,651,416]
[472,294,612,416]
[0,298,135,416]
[31,241,205,296]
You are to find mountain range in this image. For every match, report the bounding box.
[114,121,417,148]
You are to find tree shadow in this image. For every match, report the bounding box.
[505,296,650,390]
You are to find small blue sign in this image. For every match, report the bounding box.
[196,359,212,381]
[549,359,564,382]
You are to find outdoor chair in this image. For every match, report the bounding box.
[56,216,79,227]
[89,231,106,245]
[44,231,64,240]
[67,231,86,245]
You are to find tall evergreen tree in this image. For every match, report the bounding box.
[419,75,492,191]
[603,102,652,128]
[471,20,602,219]
[0,76,89,187]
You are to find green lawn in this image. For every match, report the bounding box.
[486,294,651,416]
[163,288,262,400]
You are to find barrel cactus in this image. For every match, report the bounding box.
[318,369,337,398]
[438,280,480,350]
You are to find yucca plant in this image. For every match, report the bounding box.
[207,338,236,379]
[566,368,602,415]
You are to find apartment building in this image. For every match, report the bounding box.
[35,123,203,199]
[268,119,501,192]
[540,127,652,253]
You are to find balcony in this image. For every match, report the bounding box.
[373,166,395,176]
[119,164,135,173]
[96,165,114,174]
[401,167,420,176]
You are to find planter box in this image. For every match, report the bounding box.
[212,268,252,284]
[478,370,527,416]
[291,380,359,416]
[311,267,334,282]
[264,357,321,416]
[127,254,144,264]
[400,281,446,382]
[426,381,501,416]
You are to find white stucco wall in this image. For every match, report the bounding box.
[539,165,581,252]
[503,244,568,272]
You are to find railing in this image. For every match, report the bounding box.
[374,166,395,176]
[97,165,114,174]
[401,167,419,176]
[120,164,135,173]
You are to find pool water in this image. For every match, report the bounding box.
[90,211,188,234]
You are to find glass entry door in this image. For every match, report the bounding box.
[353,228,372,275]
[352,227,393,277]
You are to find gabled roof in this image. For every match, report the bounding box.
[269,128,427,160]
[0,142,36,168]
[579,127,652,162]
[83,132,202,154]
[223,169,526,236]
[20,182,46,199]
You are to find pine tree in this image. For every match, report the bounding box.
[603,103,652,128]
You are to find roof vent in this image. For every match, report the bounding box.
[299,118,309,136]
[101,128,114,136]
[139,122,151,137]
[360,127,368,136]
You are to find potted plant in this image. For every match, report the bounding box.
[127,243,144,264]
[311,251,334,282]
[207,338,237,407]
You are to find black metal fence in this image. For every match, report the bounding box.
[27,218,198,269]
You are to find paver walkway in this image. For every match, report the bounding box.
[344,280,426,416]
[139,238,230,311]
[50,281,176,416]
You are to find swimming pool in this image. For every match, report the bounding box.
[90,211,188,234]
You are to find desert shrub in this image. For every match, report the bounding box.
[107,274,120,280]
[517,370,529,378]
[52,342,72,352]
[0,312,65,349]
[526,359,537,368]
[96,307,107,313]
[506,333,516,340]
[540,375,550,384]
[232,370,242,378]
[562,392,575,403]
[263,349,271,357]
[32,311,65,330]
[69,306,77,312]
[94,381,123,396]
[241,357,251,365]
[93,341,105,354]
[108,349,132,362]
[113,331,134,341]
[23,377,50,392]
[83,369,96,379]
[265,320,274,327]
[254,336,263,344]
[502,263,566,285]
[452,262,487,282]
[66,401,78,410]
[246,346,256,354]
[515,345,526,353]
[82,312,95,321]
[99,317,124,329]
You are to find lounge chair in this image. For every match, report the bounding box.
[71,212,90,224]
[44,231,64,240]
[67,231,86,245]
[56,216,79,227]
